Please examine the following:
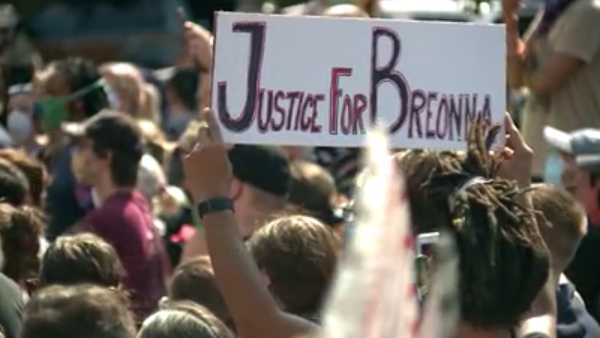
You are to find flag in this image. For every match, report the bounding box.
[321,129,418,338]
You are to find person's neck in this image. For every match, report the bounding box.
[455,323,511,338]
[94,175,134,205]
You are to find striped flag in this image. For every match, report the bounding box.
[321,129,459,338]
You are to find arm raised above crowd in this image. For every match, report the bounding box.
[495,114,557,338]
[182,109,317,338]
[503,0,586,95]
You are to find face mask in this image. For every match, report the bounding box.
[7,110,33,144]
[35,80,104,132]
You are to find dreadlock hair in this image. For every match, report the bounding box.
[393,149,464,234]
[419,122,550,329]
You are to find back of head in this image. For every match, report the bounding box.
[417,132,549,329]
[139,301,233,338]
[228,145,291,233]
[228,145,291,199]
[394,149,463,233]
[289,160,340,226]
[248,215,339,319]
[0,157,29,206]
[0,203,43,284]
[530,183,586,271]
[40,233,125,288]
[0,149,46,206]
[21,284,135,338]
[169,257,230,327]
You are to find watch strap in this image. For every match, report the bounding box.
[196,197,234,218]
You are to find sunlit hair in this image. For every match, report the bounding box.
[247,215,339,320]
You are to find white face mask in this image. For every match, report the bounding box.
[7,110,33,145]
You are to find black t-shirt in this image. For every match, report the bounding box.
[565,225,600,322]
[0,273,24,338]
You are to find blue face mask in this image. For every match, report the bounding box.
[544,151,565,186]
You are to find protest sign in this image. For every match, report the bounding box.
[211,12,505,149]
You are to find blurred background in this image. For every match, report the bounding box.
[4,0,540,68]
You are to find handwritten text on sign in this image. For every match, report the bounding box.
[212,12,505,149]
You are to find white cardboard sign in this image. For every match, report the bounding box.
[211,12,505,149]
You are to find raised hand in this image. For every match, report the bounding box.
[496,113,534,188]
[502,0,521,17]
[182,108,232,203]
[182,21,214,72]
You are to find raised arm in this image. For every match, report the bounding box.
[182,109,317,338]
[503,0,586,95]
[496,114,557,338]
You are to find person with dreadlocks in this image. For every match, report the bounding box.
[397,116,556,338]
[181,107,555,338]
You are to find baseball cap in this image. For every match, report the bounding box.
[228,145,291,198]
[63,110,144,159]
[544,126,600,171]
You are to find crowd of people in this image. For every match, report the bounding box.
[0,0,598,338]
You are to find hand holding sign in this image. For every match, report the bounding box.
[183,108,233,203]
[183,21,213,72]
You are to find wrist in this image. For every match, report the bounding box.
[196,197,234,219]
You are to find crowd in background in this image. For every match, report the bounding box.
[0,1,597,338]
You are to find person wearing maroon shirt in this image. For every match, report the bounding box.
[66,110,170,319]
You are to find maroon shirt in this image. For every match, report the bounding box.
[81,190,170,318]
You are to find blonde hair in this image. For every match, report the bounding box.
[100,62,161,123]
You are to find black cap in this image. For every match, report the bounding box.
[228,145,291,197]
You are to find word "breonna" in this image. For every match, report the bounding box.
[216,22,492,141]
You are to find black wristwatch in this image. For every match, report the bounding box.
[196,197,234,218]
